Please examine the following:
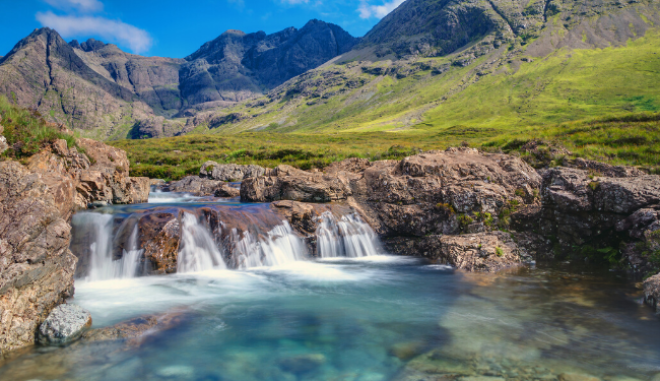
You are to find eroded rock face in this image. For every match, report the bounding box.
[0,161,78,355]
[200,161,266,181]
[37,304,92,346]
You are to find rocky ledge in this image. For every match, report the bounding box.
[0,138,148,355]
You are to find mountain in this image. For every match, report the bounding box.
[191,0,660,135]
[1,0,659,140]
[0,20,358,139]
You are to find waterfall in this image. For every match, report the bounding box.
[315,212,380,258]
[177,212,227,273]
[233,221,307,268]
[73,213,144,281]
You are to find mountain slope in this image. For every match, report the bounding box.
[187,0,660,136]
[0,21,358,139]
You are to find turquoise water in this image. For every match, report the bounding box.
[1,259,659,381]
[1,194,659,381]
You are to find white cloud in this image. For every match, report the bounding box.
[358,0,405,19]
[36,11,153,54]
[281,0,309,4]
[44,0,104,13]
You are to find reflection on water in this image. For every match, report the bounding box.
[1,259,659,381]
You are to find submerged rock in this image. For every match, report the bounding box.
[278,353,326,375]
[169,175,230,196]
[558,373,601,381]
[37,304,92,346]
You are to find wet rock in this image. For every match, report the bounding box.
[428,232,524,272]
[644,273,660,313]
[459,377,505,381]
[214,183,240,198]
[558,373,601,381]
[388,341,426,360]
[83,311,187,348]
[156,365,195,379]
[37,304,92,346]
[278,353,326,375]
[200,161,266,181]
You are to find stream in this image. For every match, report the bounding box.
[0,190,659,381]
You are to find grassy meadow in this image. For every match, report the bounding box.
[112,112,660,180]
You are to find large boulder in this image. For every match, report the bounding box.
[387,231,526,272]
[241,165,352,203]
[200,161,266,181]
[168,176,239,197]
[644,273,660,314]
[37,304,92,346]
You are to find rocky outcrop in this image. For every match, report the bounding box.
[0,138,148,355]
[168,176,239,197]
[200,161,266,181]
[0,160,78,354]
[37,304,92,346]
[241,164,353,203]
[530,167,660,251]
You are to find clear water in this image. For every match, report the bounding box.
[1,196,660,381]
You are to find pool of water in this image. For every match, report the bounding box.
[1,258,658,381]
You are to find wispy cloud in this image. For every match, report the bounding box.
[36,11,153,54]
[43,0,104,13]
[358,0,405,19]
[281,0,309,4]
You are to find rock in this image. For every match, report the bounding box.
[200,161,267,181]
[644,273,660,313]
[241,164,352,203]
[0,160,77,354]
[0,138,149,354]
[388,341,426,360]
[37,304,92,346]
[459,377,505,381]
[214,183,240,198]
[82,310,187,348]
[0,135,7,155]
[169,175,232,196]
[279,353,326,375]
[426,231,523,272]
[558,374,601,381]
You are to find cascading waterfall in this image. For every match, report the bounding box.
[73,212,145,281]
[316,212,381,258]
[177,212,227,273]
[233,221,307,268]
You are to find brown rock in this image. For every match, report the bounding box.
[214,183,240,198]
[0,161,77,355]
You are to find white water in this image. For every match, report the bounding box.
[232,221,307,269]
[316,212,381,258]
[74,203,382,280]
[75,213,145,281]
[177,213,227,273]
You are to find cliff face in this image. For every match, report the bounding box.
[0,137,149,356]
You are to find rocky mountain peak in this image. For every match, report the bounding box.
[69,38,108,52]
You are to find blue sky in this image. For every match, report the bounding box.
[0,0,405,58]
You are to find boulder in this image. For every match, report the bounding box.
[388,231,525,272]
[241,164,352,203]
[37,304,92,346]
[200,161,266,181]
[214,183,240,198]
[644,273,660,314]
[168,176,233,196]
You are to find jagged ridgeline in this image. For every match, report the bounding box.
[0,0,659,139]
